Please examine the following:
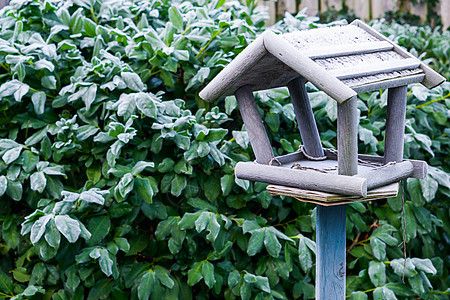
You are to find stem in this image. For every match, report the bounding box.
[415,92,450,109]
[195,28,223,59]
[0,61,10,72]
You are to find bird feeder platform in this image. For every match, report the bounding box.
[200,20,443,204]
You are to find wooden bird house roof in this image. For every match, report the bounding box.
[199,20,445,104]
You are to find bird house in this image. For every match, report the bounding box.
[199,20,445,205]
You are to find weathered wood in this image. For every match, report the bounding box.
[337,95,358,176]
[287,77,324,157]
[267,182,399,203]
[273,151,427,179]
[234,86,274,165]
[263,30,357,104]
[303,41,393,59]
[384,86,408,164]
[331,58,420,80]
[351,74,425,93]
[316,205,346,299]
[351,20,446,89]
[235,162,368,196]
[357,161,414,189]
[199,34,267,103]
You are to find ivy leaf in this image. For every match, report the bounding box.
[201,261,215,288]
[370,238,386,261]
[247,228,264,256]
[30,215,52,244]
[31,91,46,115]
[30,171,47,193]
[135,177,154,203]
[373,286,397,300]
[169,6,183,30]
[187,261,203,286]
[54,215,81,243]
[368,261,386,287]
[44,218,61,249]
[3,146,22,164]
[350,291,368,299]
[298,235,313,272]
[122,72,145,92]
[411,258,436,275]
[264,228,282,257]
[138,270,155,300]
[154,266,174,288]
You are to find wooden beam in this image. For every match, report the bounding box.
[357,161,414,189]
[303,41,393,59]
[350,74,425,93]
[384,86,408,164]
[287,77,324,157]
[337,96,358,176]
[199,34,267,103]
[263,30,357,104]
[234,85,274,165]
[351,20,446,89]
[235,162,367,196]
[331,58,421,80]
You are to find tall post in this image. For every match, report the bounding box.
[384,86,408,163]
[316,96,358,299]
[287,77,324,157]
[235,85,274,165]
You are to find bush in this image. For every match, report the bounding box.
[0,1,448,299]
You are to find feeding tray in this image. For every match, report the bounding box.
[235,150,427,202]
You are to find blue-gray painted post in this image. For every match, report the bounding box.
[316,96,358,299]
[316,205,347,299]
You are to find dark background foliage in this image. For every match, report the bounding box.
[0,0,448,299]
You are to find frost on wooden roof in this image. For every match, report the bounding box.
[199,20,445,103]
[282,25,379,49]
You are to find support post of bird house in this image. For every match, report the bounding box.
[235,85,274,165]
[384,86,408,163]
[287,77,324,157]
[316,96,357,299]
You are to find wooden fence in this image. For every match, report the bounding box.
[259,0,450,29]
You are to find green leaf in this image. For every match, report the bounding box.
[44,218,61,249]
[169,6,183,30]
[0,175,7,196]
[82,84,97,110]
[370,237,386,261]
[350,291,368,300]
[373,286,397,300]
[87,216,111,246]
[136,93,158,118]
[154,266,174,288]
[264,228,282,257]
[31,91,46,115]
[171,174,187,197]
[122,72,145,92]
[6,179,22,201]
[12,267,29,283]
[187,261,203,286]
[247,228,264,256]
[115,237,130,253]
[30,215,51,244]
[368,261,386,287]
[3,146,22,164]
[30,171,46,193]
[411,258,436,275]
[202,261,215,288]
[54,215,81,243]
[390,258,417,278]
[298,236,313,272]
[135,177,154,203]
[87,278,114,300]
[0,269,14,296]
[25,127,48,146]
